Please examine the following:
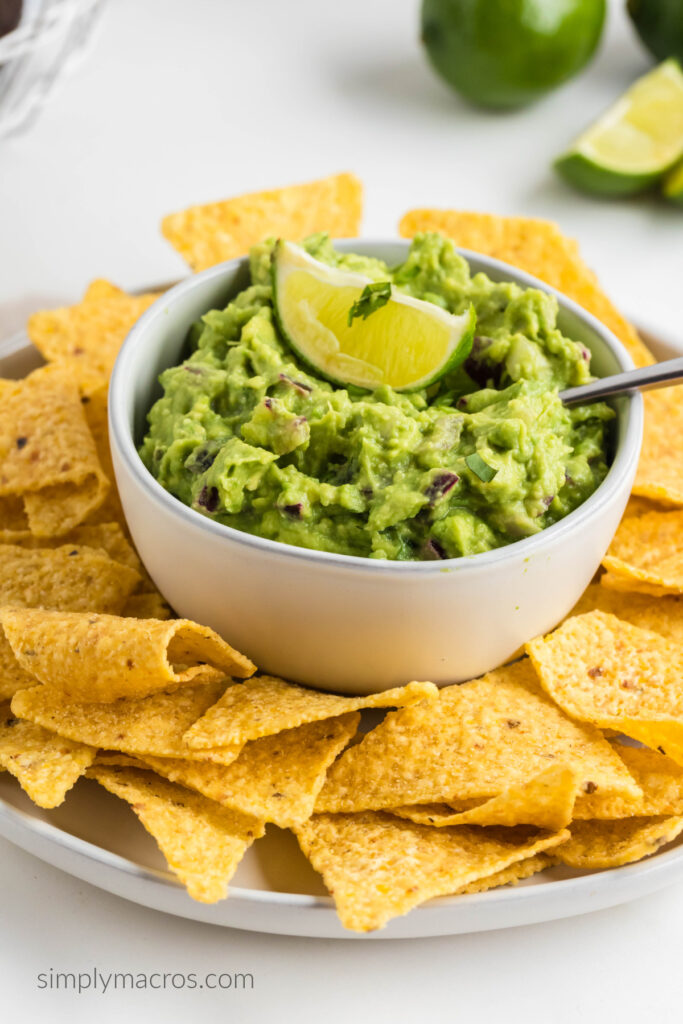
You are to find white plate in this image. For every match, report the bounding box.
[0,324,681,940]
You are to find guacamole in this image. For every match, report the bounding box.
[140,233,613,561]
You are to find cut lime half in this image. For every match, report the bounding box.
[555,58,683,196]
[272,241,475,392]
[663,157,683,205]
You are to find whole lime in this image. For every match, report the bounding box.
[628,0,683,64]
[421,0,607,109]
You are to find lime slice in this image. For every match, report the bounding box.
[663,156,683,205]
[272,241,476,392]
[555,58,683,196]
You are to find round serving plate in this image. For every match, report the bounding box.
[0,323,680,940]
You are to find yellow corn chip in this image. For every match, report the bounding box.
[601,509,683,597]
[527,610,683,765]
[0,494,30,534]
[622,496,670,519]
[570,583,683,646]
[633,388,683,507]
[315,659,639,813]
[6,519,136,564]
[0,704,95,807]
[66,522,140,570]
[391,764,580,831]
[295,813,568,932]
[398,210,652,368]
[80,386,126,525]
[0,607,254,701]
[11,682,242,764]
[122,592,173,620]
[93,752,148,768]
[89,766,264,902]
[554,815,683,869]
[576,744,683,819]
[162,172,363,272]
[58,519,171,617]
[183,676,437,749]
[0,541,143,702]
[456,853,553,895]
[0,543,140,615]
[27,281,159,396]
[0,520,170,618]
[0,364,109,536]
[141,713,359,828]
[0,631,38,702]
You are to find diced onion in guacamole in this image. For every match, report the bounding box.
[140,233,613,561]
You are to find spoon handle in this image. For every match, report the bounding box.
[560,356,683,406]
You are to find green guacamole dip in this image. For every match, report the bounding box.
[140,233,613,561]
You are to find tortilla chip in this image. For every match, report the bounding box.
[622,496,669,519]
[0,704,95,807]
[398,210,652,368]
[64,521,140,569]
[0,543,140,615]
[89,766,264,902]
[456,853,553,895]
[27,281,159,396]
[141,713,359,828]
[58,519,171,617]
[294,813,568,932]
[576,744,683,819]
[0,631,38,701]
[554,815,683,869]
[0,494,29,534]
[0,542,143,701]
[569,583,683,646]
[122,592,173,620]
[183,676,437,749]
[633,388,683,507]
[162,172,363,272]
[7,519,133,560]
[10,682,242,764]
[0,608,254,701]
[526,610,683,765]
[600,509,683,597]
[315,659,639,813]
[0,364,109,536]
[93,752,148,768]
[79,386,127,525]
[391,764,580,831]
[0,520,169,618]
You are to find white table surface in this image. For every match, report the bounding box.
[1,1,682,1021]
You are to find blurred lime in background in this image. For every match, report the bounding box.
[420,0,606,109]
[555,59,683,195]
[628,0,683,64]
[663,157,683,203]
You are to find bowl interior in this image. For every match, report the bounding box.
[126,239,634,452]
[114,238,639,579]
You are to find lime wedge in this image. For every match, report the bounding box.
[663,157,683,205]
[272,241,476,392]
[555,58,683,196]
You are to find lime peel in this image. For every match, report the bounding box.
[663,157,683,205]
[555,58,683,196]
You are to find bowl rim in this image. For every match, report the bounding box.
[109,238,644,576]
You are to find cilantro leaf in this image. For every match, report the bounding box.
[347,282,392,327]
[465,452,497,483]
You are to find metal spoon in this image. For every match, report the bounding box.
[559,356,683,406]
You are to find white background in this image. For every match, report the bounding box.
[1,0,683,1021]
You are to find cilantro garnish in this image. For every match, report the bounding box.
[465,452,497,483]
[347,282,392,326]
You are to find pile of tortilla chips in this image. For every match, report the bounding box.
[2,175,683,933]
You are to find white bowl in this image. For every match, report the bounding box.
[109,240,643,694]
